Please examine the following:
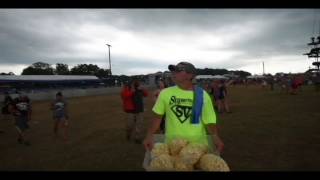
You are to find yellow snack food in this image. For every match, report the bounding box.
[151,143,169,158]
[149,154,174,171]
[199,153,230,172]
[179,143,208,165]
[168,138,189,156]
[173,156,194,171]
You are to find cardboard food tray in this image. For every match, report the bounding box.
[142,134,219,171]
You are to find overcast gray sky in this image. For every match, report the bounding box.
[0,9,319,75]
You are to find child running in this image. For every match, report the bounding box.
[51,92,69,142]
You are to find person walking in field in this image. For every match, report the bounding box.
[143,61,224,154]
[1,92,13,121]
[121,81,136,141]
[9,93,32,146]
[131,80,148,144]
[210,80,220,112]
[51,92,69,142]
[217,80,231,114]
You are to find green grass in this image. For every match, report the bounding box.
[220,85,320,171]
[0,85,319,171]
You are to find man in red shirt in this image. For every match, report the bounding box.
[121,82,135,141]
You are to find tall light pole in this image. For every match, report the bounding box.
[106,44,112,75]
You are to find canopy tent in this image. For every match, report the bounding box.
[195,75,229,80]
[211,75,229,79]
[223,74,240,78]
[195,75,215,79]
[246,75,266,79]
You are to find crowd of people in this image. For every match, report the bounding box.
[205,80,232,114]
[1,91,69,146]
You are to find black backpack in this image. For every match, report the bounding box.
[132,89,144,113]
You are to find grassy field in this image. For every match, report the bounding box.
[0,85,319,171]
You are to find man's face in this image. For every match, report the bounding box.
[171,69,193,84]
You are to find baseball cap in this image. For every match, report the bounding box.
[168,61,197,74]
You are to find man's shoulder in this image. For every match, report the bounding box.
[160,86,178,94]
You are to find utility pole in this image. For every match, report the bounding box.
[262,61,265,75]
[106,44,112,75]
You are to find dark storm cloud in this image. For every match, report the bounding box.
[90,9,318,62]
[0,9,318,74]
[229,10,316,59]
[0,9,111,65]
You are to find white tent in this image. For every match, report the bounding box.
[211,75,229,79]
[246,75,265,79]
[195,75,215,79]
[223,74,239,78]
[196,75,229,80]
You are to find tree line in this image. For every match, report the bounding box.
[0,61,251,78]
[20,62,111,78]
[195,68,251,78]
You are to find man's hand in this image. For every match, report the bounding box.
[213,134,224,154]
[143,135,154,151]
[143,116,162,151]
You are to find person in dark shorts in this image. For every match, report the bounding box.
[121,81,135,141]
[218,80,231,113]
[131,80,148,143]
[210,80,221,111]
[9,93,32,146]
[1,92,13,120]
[51,92,69,142]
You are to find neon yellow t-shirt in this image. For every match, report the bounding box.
[152,85,216,146]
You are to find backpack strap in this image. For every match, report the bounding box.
[191,86,204,124]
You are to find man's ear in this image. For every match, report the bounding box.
[189,74,196,81]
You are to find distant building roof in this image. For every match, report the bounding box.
[0,75,99,81]
[196,75,229,80]
[246,75,265,79]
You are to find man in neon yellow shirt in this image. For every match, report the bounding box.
[143,61,224,154]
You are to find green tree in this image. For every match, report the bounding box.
[95,68,111,78]
[21,62,54,75]
[229,70,251,78]
[70,64,100,75]
[0,72,14,75]
[55,63,70,75]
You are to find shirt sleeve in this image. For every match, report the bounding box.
[152,90,165,116]
[202,91,216,125]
